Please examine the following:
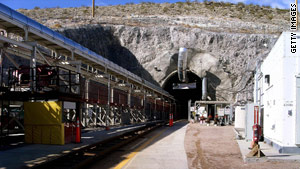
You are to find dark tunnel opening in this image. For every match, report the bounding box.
[163,71,202,119]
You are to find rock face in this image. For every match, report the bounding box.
[19,2,286,102]
[60,25,278,102]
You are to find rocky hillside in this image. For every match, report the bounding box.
[19,2,289,34]
[18,1,288,102]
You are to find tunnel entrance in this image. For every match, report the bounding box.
[163,71,202,119]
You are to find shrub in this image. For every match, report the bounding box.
[267,14,273,20]
[176,2,184,8]
[170,3,175,8]
[163,7,169,13]
[52,23,62,28]
[83,9,89,14]
[62,9,68,15]
[262,5,271,9]
[185,0,191,5]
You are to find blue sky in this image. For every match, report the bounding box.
[0,0,294,10]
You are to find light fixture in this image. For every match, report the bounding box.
[134,89,141,93]
[95,74,105,78]
[60,60,81,65]
[118,83,126,87]
[60,61,69,65]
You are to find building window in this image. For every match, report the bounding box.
[265,75,270,85]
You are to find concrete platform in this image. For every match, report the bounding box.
[236,132,300,163]
[117,121,188,169]
[0,123,149,169]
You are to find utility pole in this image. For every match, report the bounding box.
[92,0,95,17]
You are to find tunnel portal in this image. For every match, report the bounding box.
[163,71,202,119]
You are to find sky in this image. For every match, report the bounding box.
[0,0,294,10]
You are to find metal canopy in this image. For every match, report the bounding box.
[0,3,174,100]
[195,101,233,104]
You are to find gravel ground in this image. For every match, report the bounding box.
[184,123,300,169]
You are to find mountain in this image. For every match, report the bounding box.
[18,2,289,102]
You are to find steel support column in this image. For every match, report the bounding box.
[84,79,89,127]
[110,87,115,125]
[143,90,146,121]
[0,94,3,146]
[24,26,28,41]
[0,49,2,87]
[169,100,172,121]
[106,75,111,127]
[93,104,97,127]
[127,85,131,107]
[188,99,191,121]
[154,98,157,121]
[30,45,36,91]
[162,100,165,121]
[76,101,82,131]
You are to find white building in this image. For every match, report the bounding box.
[254,32,300,153]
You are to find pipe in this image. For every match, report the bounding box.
[178,47,188,82]
[202,77,207,100]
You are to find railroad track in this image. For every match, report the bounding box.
[31,122,164,169]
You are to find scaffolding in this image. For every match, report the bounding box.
[0,3,175,146]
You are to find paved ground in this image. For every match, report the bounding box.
[90,120,189,169]
[184,123,300,169]
[3,121,300,169]
[121,121,188,169]
[237,139,300,163]
[0,124,147,169]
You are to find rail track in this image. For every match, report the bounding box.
[31,122,164,169]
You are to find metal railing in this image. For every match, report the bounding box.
[5,65,81,95]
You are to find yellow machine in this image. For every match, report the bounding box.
[24,101,64,145]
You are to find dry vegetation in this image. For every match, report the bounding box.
[18,1,289,22]
[17,1,289,33]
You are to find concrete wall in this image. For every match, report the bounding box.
[261,32,284,146]
[258,32,300,153]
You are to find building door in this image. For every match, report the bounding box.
[260,108,264,141]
